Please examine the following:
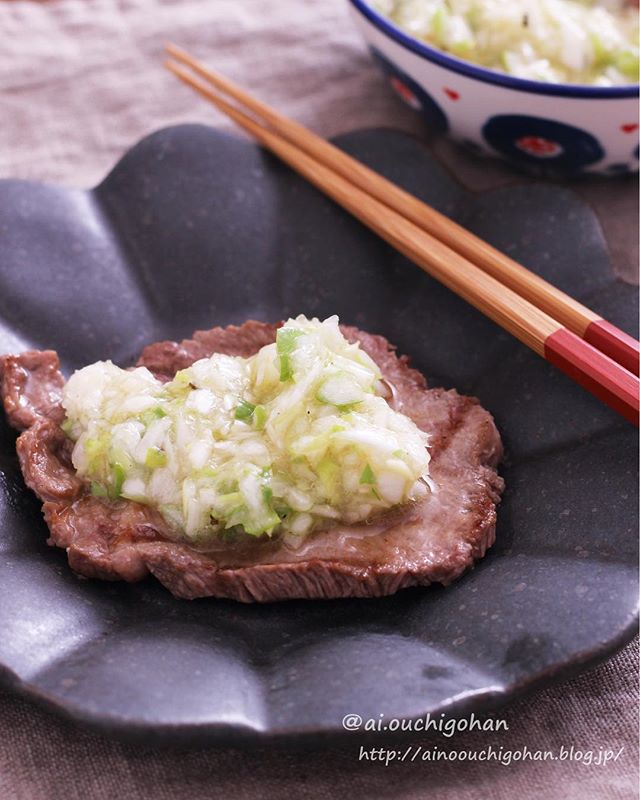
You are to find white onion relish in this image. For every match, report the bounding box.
[373,0,639,86]
[61,316,431,542]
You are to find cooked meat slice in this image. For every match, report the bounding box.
[1,322,504,602]
[0,350,65,432]
[138,321,279,378]
[43,498,168,583]
[16,420,83,503]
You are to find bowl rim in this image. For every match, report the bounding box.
[348,0,640,99]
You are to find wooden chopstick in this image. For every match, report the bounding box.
[166,43,640,379]
[164,53,639,426]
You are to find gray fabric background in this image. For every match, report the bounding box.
[0,1,638,798]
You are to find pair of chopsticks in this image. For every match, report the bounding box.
[165,44,640,427]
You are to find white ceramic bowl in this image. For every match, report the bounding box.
[348,0,640,176]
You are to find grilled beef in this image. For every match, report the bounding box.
[0,322,504,602]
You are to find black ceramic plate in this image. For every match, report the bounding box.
[0,125,637,745]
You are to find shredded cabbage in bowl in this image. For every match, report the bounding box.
[372,0,639,85]
[62,316,431,543]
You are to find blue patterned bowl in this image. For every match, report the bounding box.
[348,0,640,176]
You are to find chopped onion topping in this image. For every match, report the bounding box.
[374,0,639,86]
[62,316,431,542]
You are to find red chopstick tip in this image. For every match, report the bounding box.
[545,329,639,426]
[584,319,640,377]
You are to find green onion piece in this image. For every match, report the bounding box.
[616,49,639,80]
[110,463,126,499]
[223,501,249,531]
[276,327,303,355]
[317,457,339,499]
[234,400,256,420]
[359,463,376,485]
[279,354,293,382]
[141,406,167,425]
[254,405,267,429]
[145,447,167,468]
[336,403,359,413]
[371,487,382,501]
[60,419,74,438]
[450,39,473,57]
[432,6,447,41]
[215,492,244,514]
[589,32,609,66]
[276,328,303,381]
[216,479,238,495]
[170,370,193,391]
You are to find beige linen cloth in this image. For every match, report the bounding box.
[0,1,638,799]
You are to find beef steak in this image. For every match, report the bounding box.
[0,322,504,602]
